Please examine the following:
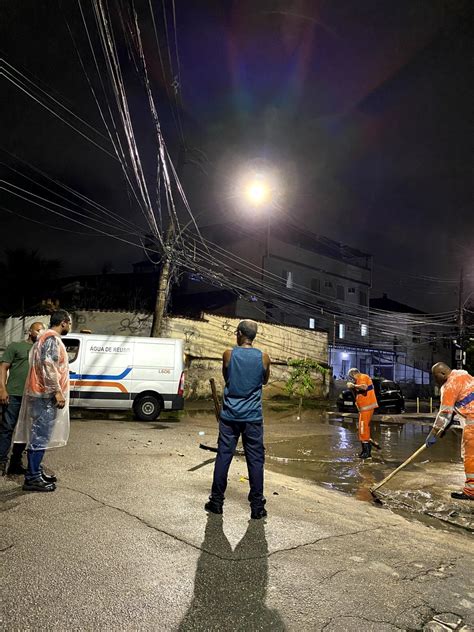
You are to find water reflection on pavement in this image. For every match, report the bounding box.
[263,409,472,533]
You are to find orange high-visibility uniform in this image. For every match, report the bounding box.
[437,370,474,498]
[354,373,378,442]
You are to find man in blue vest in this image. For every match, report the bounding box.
[205,319,271,519]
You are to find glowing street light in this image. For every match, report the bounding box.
[245,177,270,206]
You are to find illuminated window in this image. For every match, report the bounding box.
[309,318,315,329]
[338,323,345,339]
[361,323,368,337]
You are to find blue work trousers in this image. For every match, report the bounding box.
[0,395,25,463]
[25,398,57,482]
[211,419,265,511]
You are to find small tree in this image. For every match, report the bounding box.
[285,358,329,419]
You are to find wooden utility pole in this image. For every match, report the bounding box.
[150,145,186,337]
[150,224,173,337]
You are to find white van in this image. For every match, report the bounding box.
[63,334,185,421]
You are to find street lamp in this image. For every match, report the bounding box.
[244,175,270,207]
[241,172,274,257]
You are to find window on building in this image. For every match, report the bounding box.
[348,287,356,294]
[360,323,368,337]
[341,359,348,376]
[337,285,345,301]
[323,279,335,297]
[412,330,420,343]
[309,318,315,329]
[359,358,367,374]
[359,291,367,306]
[338,323,345,339]
[311,278,320,293]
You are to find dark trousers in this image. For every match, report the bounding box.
[0,395,26,464]
[211,419,265,510]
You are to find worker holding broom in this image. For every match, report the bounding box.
[205,320,270,520]
[426,362,474,500]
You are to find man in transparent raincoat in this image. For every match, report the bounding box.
[14,310,72,492]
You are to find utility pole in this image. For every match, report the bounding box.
[150,145,185,337]
[457,267,464,369]
[150,222,174,337]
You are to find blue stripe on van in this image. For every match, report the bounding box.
[70,367,132,380]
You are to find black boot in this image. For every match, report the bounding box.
[23,478,56,492]
[251,507,268,520]
[7,443,26,475]
[205,499,223,514]
[451,491,474,501]
[359,442,372,459]
[6,461,27,476]
[40,467,57,483]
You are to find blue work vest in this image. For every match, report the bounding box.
[220,347,265,423]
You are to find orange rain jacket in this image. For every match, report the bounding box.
[354,373,378,412]
[435,369,474,498]
[14,329,70,450]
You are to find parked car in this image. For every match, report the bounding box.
[337,378,405,414]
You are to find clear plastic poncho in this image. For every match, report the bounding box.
[14,330,70,450]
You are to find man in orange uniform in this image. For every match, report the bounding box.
[347,368,378,459]
[426,362,474,500]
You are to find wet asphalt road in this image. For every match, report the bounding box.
[1,406,473,630]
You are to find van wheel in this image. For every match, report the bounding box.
[133,395,161,421]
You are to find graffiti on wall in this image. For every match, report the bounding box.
[119,314,151,335]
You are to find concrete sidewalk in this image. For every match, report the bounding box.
[1,416,473,631]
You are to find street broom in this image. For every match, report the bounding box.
[370,409,460,498]
[369,443,427,496]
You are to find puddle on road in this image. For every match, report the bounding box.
[265,412,473,534]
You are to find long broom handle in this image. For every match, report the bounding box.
[209,378,220,422]
[370,407,465,495]
[370,443,427,494]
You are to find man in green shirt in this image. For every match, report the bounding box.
[0,322,45,475]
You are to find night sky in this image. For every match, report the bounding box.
[1,0,473,312]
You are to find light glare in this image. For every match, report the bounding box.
[246,180,269,205]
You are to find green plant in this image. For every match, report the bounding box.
[285,358,329,418]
